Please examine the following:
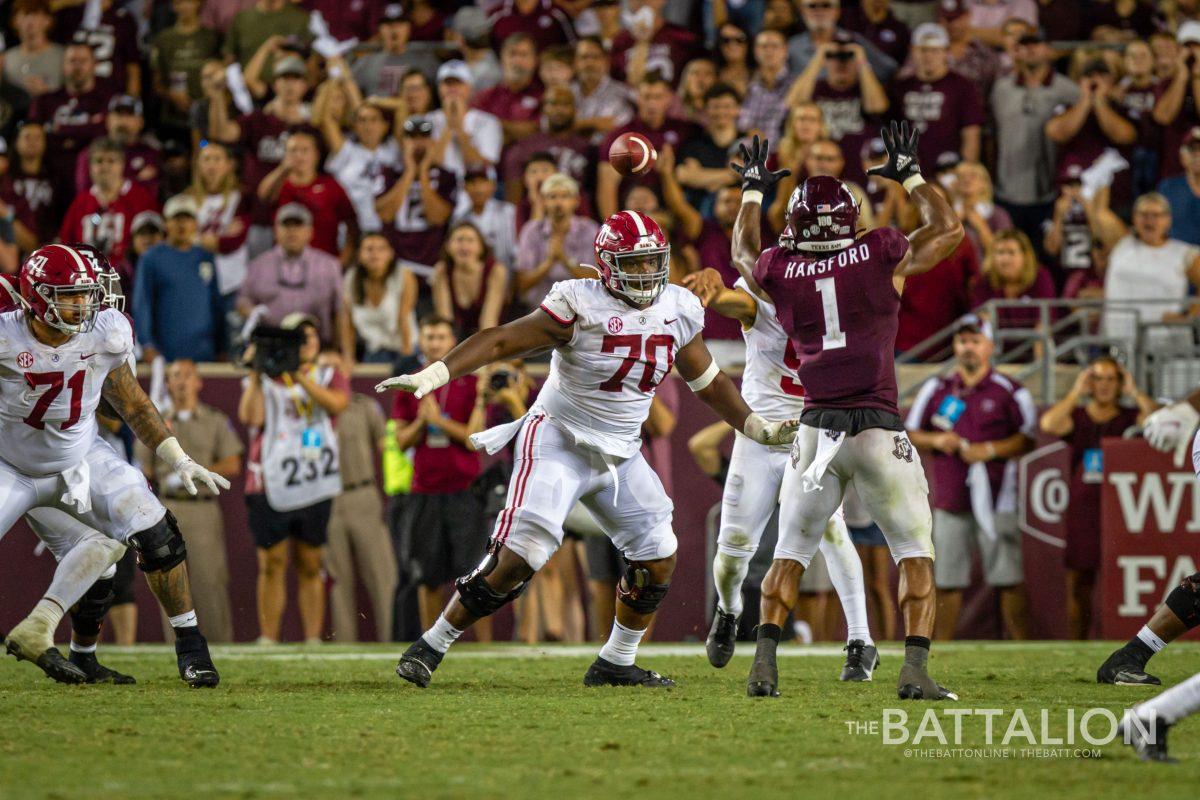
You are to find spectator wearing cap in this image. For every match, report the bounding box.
[609,0,700,86]
[133,194,229,363]
[489,0,575,52]
[238,203,354,361]
[968,0,1038,48]
[907,315,1035,641]
[1101,192,1200,351]
[990,31,1080,250]
[1039,356,1157,639]
[935,0,1000,97]
[375,115,458,274]
[674,83,747,213]
[126,210,166,294]
[74,94,161,196]
[514,172,597,307]
[1158,126,1200,246]
[473,33,545,146]
[432,221,509,333]
[739,29,794,145]
[571,36,634,145]
[502,85,593,208]
[321,99,399,234]
[28,42,114,197]
[5,0,64,98]
[208,53,310,254]
[952,160,1012,260]
[891,23,984,168]
[839,0,911,66]
[1044,163,1128,296]
[1150,21,1200,180]
[447,7,502,93]
[223,0,311,80]
[1045,58,1137,212]
[786,33,889,186]
[352,5,438,97]
[970,228,1056,337]
[187,140,252,299]
[63,0,141,95]
[453,165,517,271]
[259,127,357,262]
[787,0,898,85]
[597,72,695,219]
[429,60,503,188]
[149,0,221,137]
[344,232,418,364]
[59,137,159,267]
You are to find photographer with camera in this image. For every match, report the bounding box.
[239,312,350,644]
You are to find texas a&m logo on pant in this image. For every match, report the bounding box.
[892,434,913,463]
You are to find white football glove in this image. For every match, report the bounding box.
[1142,401,1200,468]
[374,361,449,399]
[744,413,800,446]
[156,437,231,496]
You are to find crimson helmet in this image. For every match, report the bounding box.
[780,176,860,253]
[594,210,670,305]
[68,242,124,312]
[19,244,105,334]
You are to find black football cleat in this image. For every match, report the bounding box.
[1120,712,1175,763]
[746,637,780,697]
[175,633,220,688]
[3,631,87,684]
[1098,647,1161,686]
[706,610,739,668]
[840,640,880,682]
[396,638,444,688]
[69,650,136,685]
[583,656,675,687]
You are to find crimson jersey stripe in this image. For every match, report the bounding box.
[496,415,544,544]
[539,304,575,326]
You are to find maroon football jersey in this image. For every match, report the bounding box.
[753,227,910,414]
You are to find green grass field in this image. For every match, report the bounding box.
[1,641,1196,799]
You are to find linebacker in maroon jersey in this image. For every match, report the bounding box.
[729,125,964,700]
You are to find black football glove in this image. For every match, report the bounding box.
[731,135,790,195]
[867,120,922,185]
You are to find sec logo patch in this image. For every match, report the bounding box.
[17,351,33,368]
[607,316,623,334]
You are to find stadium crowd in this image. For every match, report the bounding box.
[4,0,1200,644]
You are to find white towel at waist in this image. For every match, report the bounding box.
[60,460,92,514]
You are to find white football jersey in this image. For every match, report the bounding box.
[736,277,807,422]
[0,308,133,476]
[536,279,705,458]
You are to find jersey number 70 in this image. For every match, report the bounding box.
[598,334,674,392]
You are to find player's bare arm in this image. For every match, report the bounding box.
[674,334,796,446]
[375,309,573,397]
[682,268,758,328]
[730,135,789,301]
[866,121,964,279]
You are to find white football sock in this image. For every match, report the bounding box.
[1136,672,1200,726]
[598,620,645,666]
[169,610,198,629]
[423,616,464,654]
[713,551,751,617]
[1137,625,1167,653]
[69,641,97,654]
[44,537,121,613]
[820,516,872,646]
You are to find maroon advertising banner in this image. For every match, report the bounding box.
[1100,439,1200,640]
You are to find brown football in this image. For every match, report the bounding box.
[608,132,658,176]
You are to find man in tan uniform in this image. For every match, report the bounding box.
[137,360,242,643]
[322,354,399,641]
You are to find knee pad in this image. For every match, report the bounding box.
[71,576,116,638]
[128,511,187,573]
[617,564,671,614]
[454,553,529,619]
[1165,573,1200,630]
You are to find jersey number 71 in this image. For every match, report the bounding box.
[24,370,85,430]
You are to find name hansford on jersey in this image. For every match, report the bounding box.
[782,242,873,280]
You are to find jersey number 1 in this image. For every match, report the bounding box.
[24,370,85,430]
[814,277,847,351]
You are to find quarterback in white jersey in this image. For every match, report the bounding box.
[378,210,798,689]
[683,268,879,680]
[0,244,229,688]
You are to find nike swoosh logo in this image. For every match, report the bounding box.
[79,353,97,360]
[665,318,677,324]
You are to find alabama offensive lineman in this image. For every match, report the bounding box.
[729,126,964,699]
[683,267,878,680]
[378,210,798,688]
[0,244,230,687]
